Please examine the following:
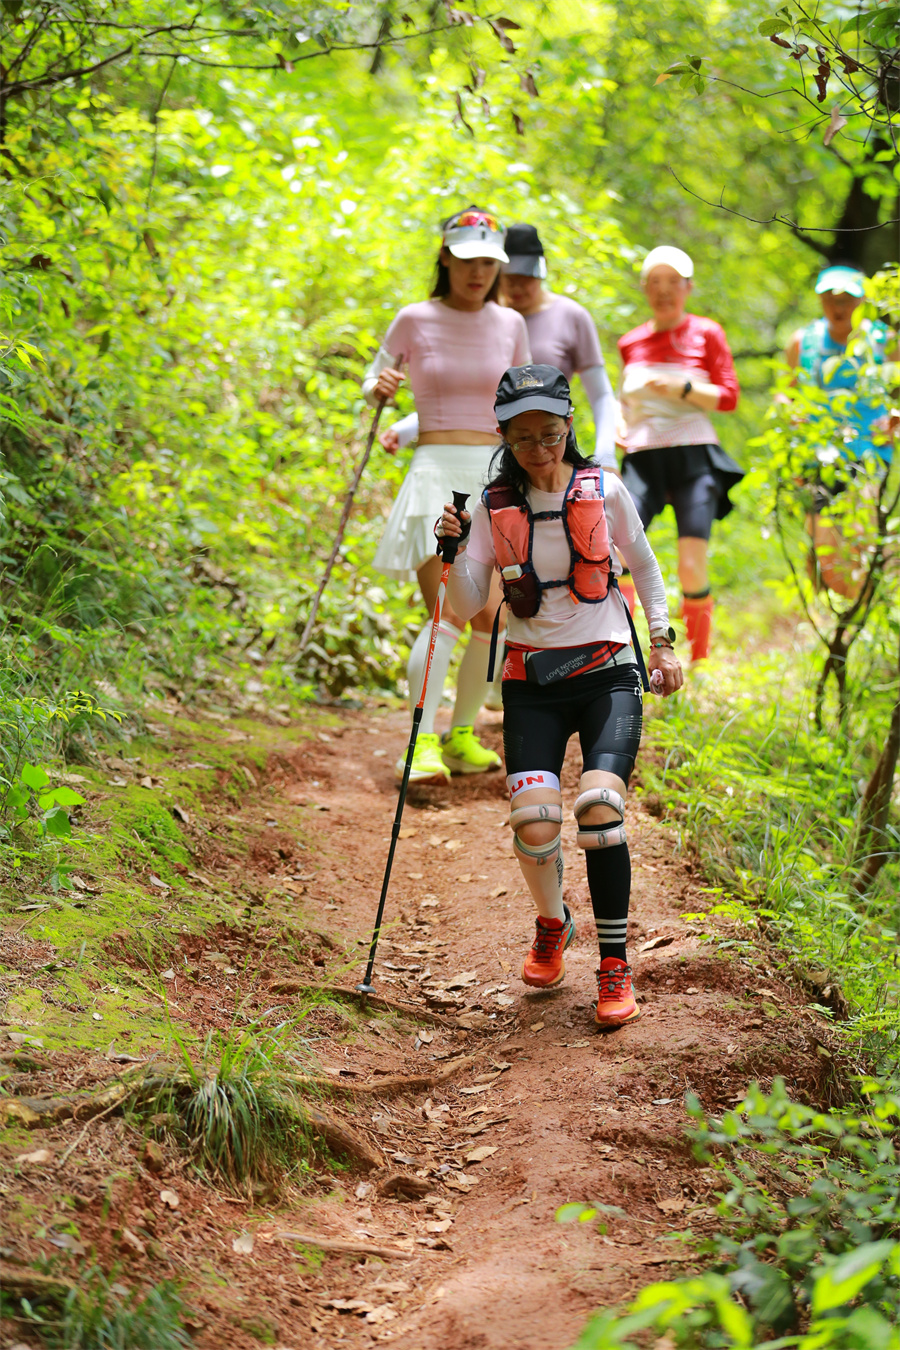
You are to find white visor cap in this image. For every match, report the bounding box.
[640,245,694,281]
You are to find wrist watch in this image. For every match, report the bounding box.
[681,381,692,399]
[650,626,676,649]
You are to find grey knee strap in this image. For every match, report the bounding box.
[510,803,564,833]
[514,832,562,866]
[574,787,626,851]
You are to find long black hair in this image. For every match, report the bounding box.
[430,204,502,304]
[487,420,593,496]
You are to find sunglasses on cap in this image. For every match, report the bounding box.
[445,210,501,234]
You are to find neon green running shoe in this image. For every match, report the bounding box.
[440,725,502,775]
[395,732,450,784]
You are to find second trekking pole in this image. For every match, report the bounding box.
[357,491,470,997]
[297,355,404,658]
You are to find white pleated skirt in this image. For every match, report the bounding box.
[373,443,498,580]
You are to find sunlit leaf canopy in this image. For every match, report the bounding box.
[0,0,894,699]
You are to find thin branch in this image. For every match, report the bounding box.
[145,56,176,213]
[666,166,900,235]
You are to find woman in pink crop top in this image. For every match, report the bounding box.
[617,246,743,663]
[362,208,531,785]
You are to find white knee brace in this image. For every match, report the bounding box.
[510,801,563,867]
[574,787,626,850]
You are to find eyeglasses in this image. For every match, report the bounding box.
[448,210,501,233]
[510,432,567,453]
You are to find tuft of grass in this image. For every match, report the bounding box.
[141,1022,315,1192]
[3,1268,190,1350]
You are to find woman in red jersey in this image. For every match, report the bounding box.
[618,246,742,662]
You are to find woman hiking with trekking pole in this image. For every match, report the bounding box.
[363,207,530,784]
[618,246,742,663]
[438,364,682,1027]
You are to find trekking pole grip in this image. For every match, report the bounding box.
[440,491,470,564]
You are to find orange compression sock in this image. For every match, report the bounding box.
[681,592,714,663]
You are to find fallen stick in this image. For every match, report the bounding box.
[268,981,463,1029]
[273,1231,413,1260]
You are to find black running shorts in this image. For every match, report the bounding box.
[622,443,743,540]
[502,660,643,786]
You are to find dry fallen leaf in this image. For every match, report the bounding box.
[489,885,508,899]
[444,840,464,852]
[366,1306,397,1325]
[407,871,423,879]
[446,970,478,989]
[416,1030,434,1044]
[16,1148,52,1164]
[148,874,170,891]
[639,935,675,953]
[656,1196,686,1214]
[426,1218,453,1233]
[159,1189,179,1209]
[120,1227,146,1255]
[160,968,175,981]
[530,1021,545,1033]
[398,828,417,839]
[456,872,473,883]
[232,1232,254,1255]
[466,1145,499,1164]
[495,992,515,1007]
[459,1083,495,1095]
[139,775,154,789]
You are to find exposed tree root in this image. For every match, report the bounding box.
[268,980,464,1028]
[0,1083,384,1173]
[272,1231,413,1260]
[293,1053,477,1101]
[0,1081,131,1129]
[0,1263,76,1299]
[376,1171,431,1199]
[304,1104,384,1171]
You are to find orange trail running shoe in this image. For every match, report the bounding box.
[594,957,640,1028]
[522,905,576,989]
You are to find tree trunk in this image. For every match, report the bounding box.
[853,630,900,894]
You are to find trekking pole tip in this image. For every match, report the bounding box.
[356,981,376,997]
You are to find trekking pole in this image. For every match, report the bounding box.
[357,491,470,997]
[297,355,404,658]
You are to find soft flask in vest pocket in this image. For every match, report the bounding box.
[500,562,541,618]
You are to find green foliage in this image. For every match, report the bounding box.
[3,1268,190,1350]
[144,1022,315,1191]
[644,635,899,1037]
[571,1077,900,1349]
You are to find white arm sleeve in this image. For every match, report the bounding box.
[361,345,395,408]
[390,412,419,448]
[446,551,493,624]
[617,530,670,637]
[580,364,618,469]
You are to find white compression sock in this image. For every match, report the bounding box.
[514,835,566,922]
[407,619,462,735]
[453,629,493,728]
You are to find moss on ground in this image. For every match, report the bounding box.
[1,708,325,1057]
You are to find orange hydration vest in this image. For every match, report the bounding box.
[483,466,612,618]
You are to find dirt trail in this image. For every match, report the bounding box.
[0,702,838,1350]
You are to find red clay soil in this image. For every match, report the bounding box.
[0,703,840,1350]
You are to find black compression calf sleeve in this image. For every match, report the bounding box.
[585,844,631,962]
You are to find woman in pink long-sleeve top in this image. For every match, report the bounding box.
[362,208,530,784]
[618,246,742,663]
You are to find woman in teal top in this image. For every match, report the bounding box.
[785,264,896,596]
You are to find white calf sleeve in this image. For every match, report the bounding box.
[453,629,493,728]
[510,800,566,923]
[408,618,462,735]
